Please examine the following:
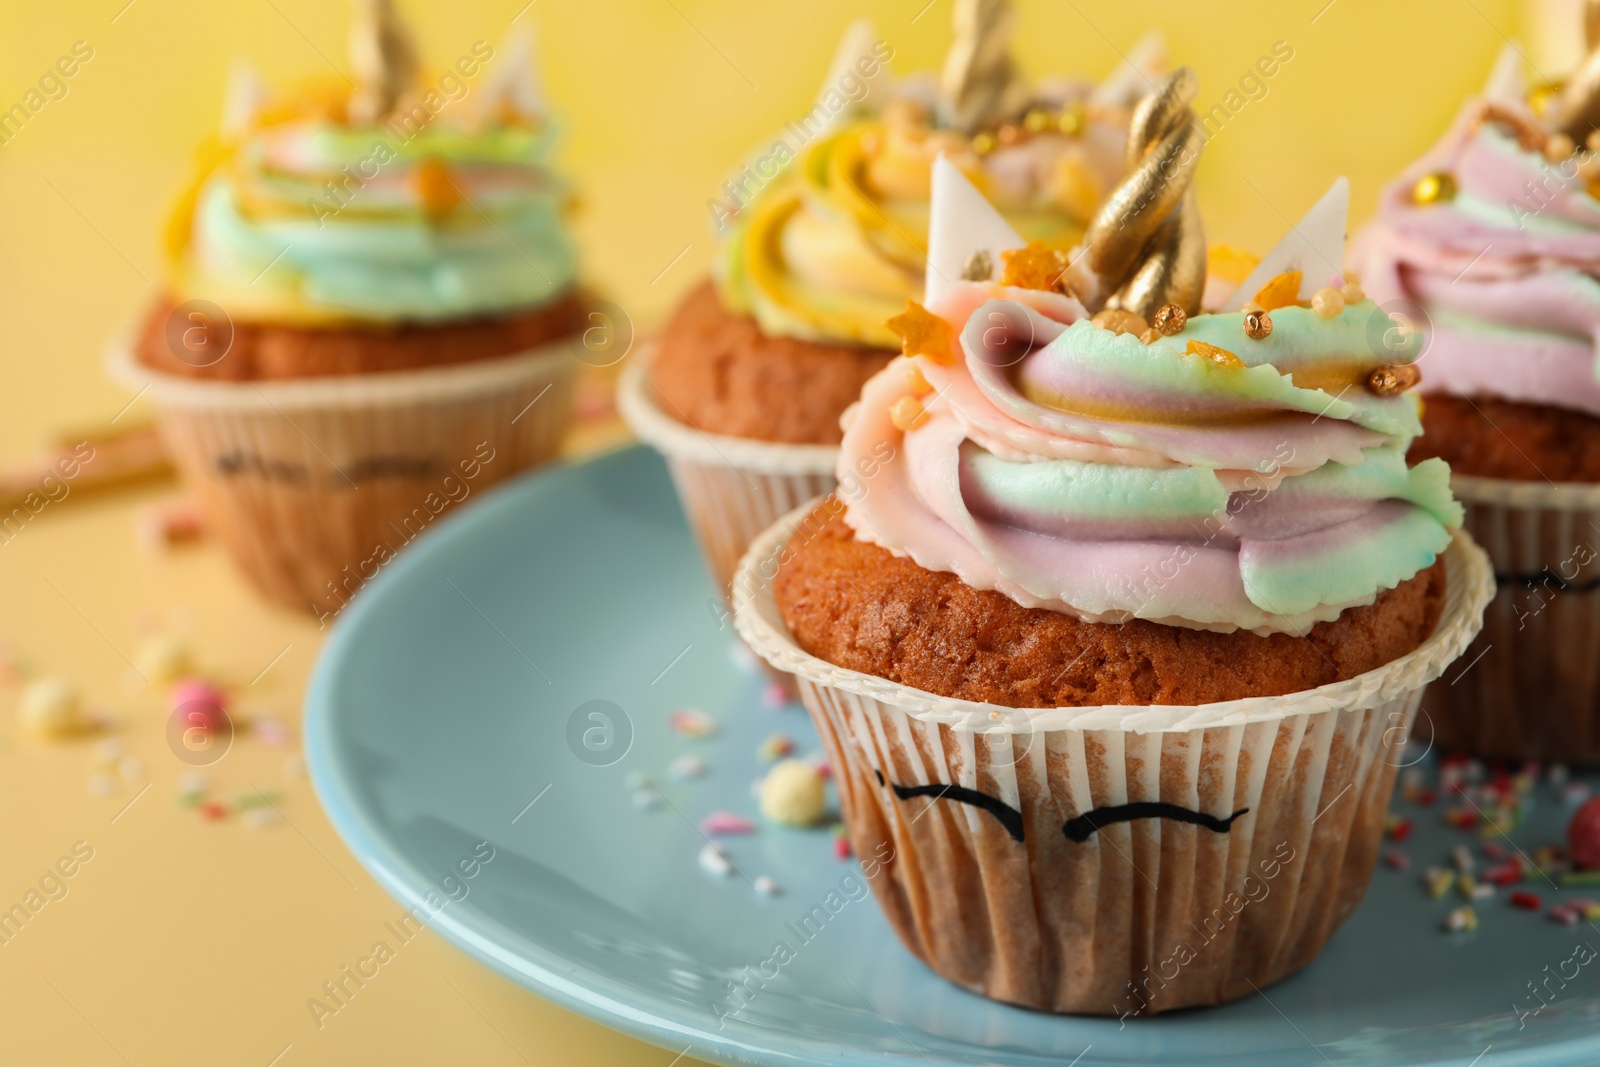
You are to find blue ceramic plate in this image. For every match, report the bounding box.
[306,446,1600,1067]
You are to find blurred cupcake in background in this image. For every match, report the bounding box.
[110,0,589,621]
[1357,28,1600,760]
[620,0,1164,596]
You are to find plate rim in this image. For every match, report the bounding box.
[303,445,1595,1067]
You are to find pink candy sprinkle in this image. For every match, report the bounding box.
[833,836,853,860]
[669,708,717,738]
[1382,849,1411,871]
[170,678,228,729]
[761,682,790,709]
[757,734,795,761]
[1549,905,1580,926]
[699,811,757,836]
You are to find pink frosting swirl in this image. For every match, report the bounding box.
[1358,98,1600,416]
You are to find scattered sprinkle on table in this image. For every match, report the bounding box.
[698,842,733,877]
[669,708,717,738]
[1509,890,1543,910]
[700,811,756,836]
[669,754,708,779]
[753,875,781,897]
[757,734,795,762]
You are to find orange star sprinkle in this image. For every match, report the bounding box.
[885,301,958,364]
[1186,340,1245,369]
[1252,270,1302,312]
[999,240,1071,293]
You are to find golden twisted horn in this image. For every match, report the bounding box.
[1078,67,1206,318]
[347,0,420,125]
[937,0,1032,135]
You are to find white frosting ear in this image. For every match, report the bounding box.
[221,61,267,136]
[1221,177,1350,311]
[1090,31,1166,107]
[1482,41,1526,105]
[925,155,1026,306]
[477,26,545,121]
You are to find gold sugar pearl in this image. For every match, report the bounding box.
[1367,363,1422,397]
[1412,171,1457,206]
[1243,309,1273,340]
[1024,108,1053,134]
[1341,281,1366,304]
[1546,133,1577,162]
[1058,104,1084,136]
[1588,130,1600,154]
[962,249,994,281]
[905,362,932,395]
[997,123,1024,146]
[1091,308,1150,337]
[972,131,997,155]
[1151,304,1187,335]
[890,396,929,431]
[1311,286,1346,319]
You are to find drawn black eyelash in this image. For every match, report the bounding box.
[874,770,1250,845]
[874,770,1025,842]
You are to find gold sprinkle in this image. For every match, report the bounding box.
[1151,304,1187,335]
[1091,308,1150,337]
[1546,133,1577,162]
[1412,171,1457,206]
[997,123,1024,146]
[890,396,928,431]
[1137,327,1161,345]
[905,362,932,394]
[1368,363,1422,396]
[999,240,1070,293]
[962,249,994,281]
[1243,310,1274,340]
[1529,81,1562,118]
[1311,286,1346,319]
[1023,108,1052,133]
[1341,281,1366,304]
[1253,271,1303,312]
[972,131,997,154]
[1588,129,1600,154]
[885,301,958,364]
[1186,340,1245,369]
[1057,104,1084,136]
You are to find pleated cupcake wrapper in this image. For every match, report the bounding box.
[734,504,1493,1014]
[107,338,578,617]
[617,345,838,598]
[1421,473,1600,762]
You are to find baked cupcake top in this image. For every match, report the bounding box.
[714,5,1162,350]
[838,73,1460,636]
[1358,42,1600,418]
[163,3,575,327]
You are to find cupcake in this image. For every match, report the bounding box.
[1358,37,1600,759]
[108,2,586,621]
[735,71,1492,1014]
[620,0,1164,595]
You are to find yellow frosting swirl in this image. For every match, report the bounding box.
[717,104,1126,350]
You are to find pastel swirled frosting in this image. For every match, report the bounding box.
[718,103,1131,349]
[165,75,577,326]
[838,283,1462,634]
[1359,98,1600,416]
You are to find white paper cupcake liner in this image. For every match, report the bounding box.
[733,504,1492,1014]
[1422,472,1600,761]
[617,343,838,597]
[108,336,578,618]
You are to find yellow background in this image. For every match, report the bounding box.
[0,0,1537,1063]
